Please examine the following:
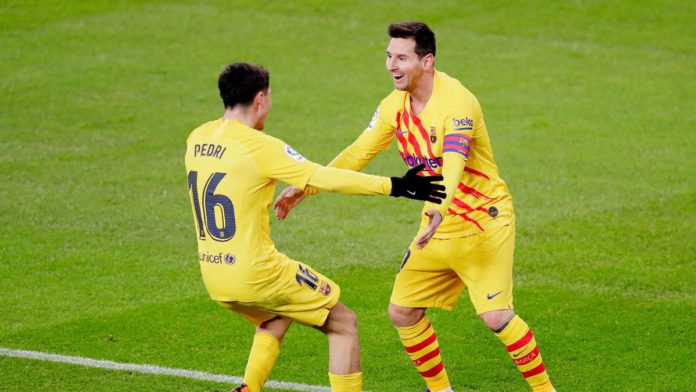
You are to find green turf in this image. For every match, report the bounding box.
[1,1,694,391]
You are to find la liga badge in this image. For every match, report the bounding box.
[284,145,306,162]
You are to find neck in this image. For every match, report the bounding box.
[222,106,259,130]
[409,71,435,114]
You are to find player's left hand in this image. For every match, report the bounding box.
[390,164,446,203]
[274,186,306,220]
[415,208,442,249]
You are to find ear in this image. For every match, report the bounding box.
[252,90,266,110]
[422,53,435,70]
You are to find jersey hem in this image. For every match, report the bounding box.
[426,215,515,240]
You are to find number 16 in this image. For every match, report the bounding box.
[187,171,236,242]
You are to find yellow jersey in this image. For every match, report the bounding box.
[185,119,391,301]
[325,70,513,238]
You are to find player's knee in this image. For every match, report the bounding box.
[338,306,358,335]
[388,303,424,328]
[342,308,358,336]
[480,309,515,331]
[326,303,358,337]
[256,316,292,342]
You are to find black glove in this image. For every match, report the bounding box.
[390,164,446,203]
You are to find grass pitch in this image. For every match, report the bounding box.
[1,1,694,391]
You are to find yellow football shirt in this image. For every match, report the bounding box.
[185,119,321,301]
[324,70,513,238]
[185,119,391,301]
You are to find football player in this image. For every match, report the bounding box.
[274,21,555,392]
[185,62,445,392]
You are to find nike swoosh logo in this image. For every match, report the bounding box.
[486,291,503,300]
[396,130,408,135]
[406,190,416,196]
[512,349,526,358]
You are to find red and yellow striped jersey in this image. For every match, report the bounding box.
[327,70,513,238]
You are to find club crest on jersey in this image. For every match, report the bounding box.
[430,126,437,143]
[319,282,332,296]
[367,106,380,131]
[284,145,306,162]
[295,263,332,296]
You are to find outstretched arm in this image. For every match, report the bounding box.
[304,163,444,200]
[275,110,395,218]
[273,144,380,218]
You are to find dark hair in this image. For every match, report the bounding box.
[388,21,436,58]
[218,62,270,108]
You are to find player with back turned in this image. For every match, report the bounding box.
[184,62,444,392]
[274,22,556,391]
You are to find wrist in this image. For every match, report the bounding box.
[303,186,318,197]
[389,177,402,197]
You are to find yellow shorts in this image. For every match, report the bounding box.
[390,222,515,315]
[217,257,340,327]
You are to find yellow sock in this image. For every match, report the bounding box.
[328,372,362,392]
[242,333,280,392]
[396,316,450,392]
[495,315,554,392]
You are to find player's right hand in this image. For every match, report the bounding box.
[390,164,446,203]
[274,186,306,220]
[415,208,443,249]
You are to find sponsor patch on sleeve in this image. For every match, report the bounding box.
[284,144,307,162]
[452,117,474,130]
[367,106,380,131]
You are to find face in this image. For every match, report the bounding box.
[386,38,430,92]
[255,87,272,130]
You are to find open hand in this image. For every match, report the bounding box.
[273,186,306,220]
